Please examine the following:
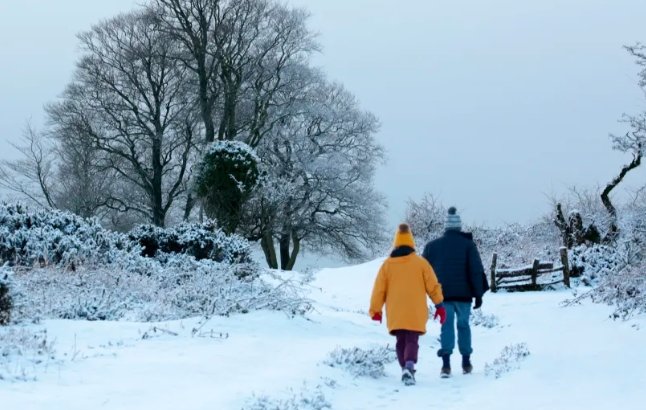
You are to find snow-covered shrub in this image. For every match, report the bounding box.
[569,244,625,284]
[195,141,260,233]
[11,260,311,322]
[565,261,646,319]
[592,263,646,319]
[0,202,133,269]
[472,221,561,271]
[0,265,13,325]
[0,327,55,382]
[323,345,397,378]
[244,385,331,410]
[484,343,530,379]
[128,221,253,266]
[0,203,254,272]
[0,203,310,323]
[470,309,500,328]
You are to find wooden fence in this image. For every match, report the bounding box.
[490,247,570,292]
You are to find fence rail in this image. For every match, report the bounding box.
[490,247,570,292]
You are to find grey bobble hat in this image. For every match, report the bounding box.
[445,206,462,231]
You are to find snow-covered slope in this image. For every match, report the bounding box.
[2,260,645,409]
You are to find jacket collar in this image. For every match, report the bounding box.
[390,246,415,258]
[444,230,473,240]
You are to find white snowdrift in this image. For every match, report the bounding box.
[1,259,644,410]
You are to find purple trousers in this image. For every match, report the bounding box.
[392,330,421,368]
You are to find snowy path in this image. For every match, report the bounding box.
[2,260,645,409]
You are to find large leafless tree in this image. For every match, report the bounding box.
[153,0,317,144]
[242,73,386,269]
[47,10,197,227]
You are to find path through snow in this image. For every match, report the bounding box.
[2,260,644,409]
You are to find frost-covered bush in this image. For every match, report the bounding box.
[0,203,132,269]
[472,222,561,270]
[195,141,260,233]
[128,221,253,265]
[0,265,13,325]
[0,327,55,382]
[565,260,646,319]
[484,343,530,379]
[245,386,331,410]
[0,203,309,323]
[592,264,646,319]
[569,244,625,284]
[470,309,500,328]
[323,345,397,378]
[11,259,311,322]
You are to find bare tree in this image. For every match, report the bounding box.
[47,10,197,227]
[405,193,446,243]
[153,0,317,145]
[152,0,317,223]
[242,75,386,269]
[52,128,116,218]
[0,125,57,208]
[153,0,222,143]
[600,44,646,240]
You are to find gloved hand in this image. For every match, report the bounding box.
[474,297,483,310]
[371,312,382,323]
[434,304,446,325]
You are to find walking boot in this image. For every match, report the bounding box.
[440,355,451,378]
[462,355,473,374]
[402,361,416,386]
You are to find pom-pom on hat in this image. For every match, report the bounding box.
[393,223,416,249]
[445,206,462,231]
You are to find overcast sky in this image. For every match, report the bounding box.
[1,0,646,227]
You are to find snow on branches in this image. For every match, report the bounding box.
[484,343,530,379]
[323,345,397,379]
[1,203,310,323]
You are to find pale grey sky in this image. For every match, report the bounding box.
[2,0,646,227]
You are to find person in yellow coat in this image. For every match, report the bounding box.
[369,223,446,385]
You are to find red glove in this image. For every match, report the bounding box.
[371,312,382,323]
[434,304,446,325]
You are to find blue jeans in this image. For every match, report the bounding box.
[438,301,472,357]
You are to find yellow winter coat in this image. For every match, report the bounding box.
[369,253,444,334]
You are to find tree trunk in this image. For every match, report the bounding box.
[286,235,300,271]
[554,203,572,248]
[278,232,301,271]
[261,231,278,269]
[183,193,195,221]
[279,232,290,270]
[152,132,165,227]
[197,58,216,143]
[218,72,239,141]
[601,152,641,242]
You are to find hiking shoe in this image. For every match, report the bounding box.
[402,368,416,386]
[440,366,451,378]
[462,355,473,374]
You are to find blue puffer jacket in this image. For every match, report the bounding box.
[422,230,487,302]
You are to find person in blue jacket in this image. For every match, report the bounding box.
[422,207,489,378]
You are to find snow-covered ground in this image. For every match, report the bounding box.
[2,259,644,409]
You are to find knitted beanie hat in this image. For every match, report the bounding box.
[445,207,462,231]
[393,223,416,249]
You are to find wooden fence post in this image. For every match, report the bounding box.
[490,253,498,292]
[531,259,540,287]
[560,247,571,288]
